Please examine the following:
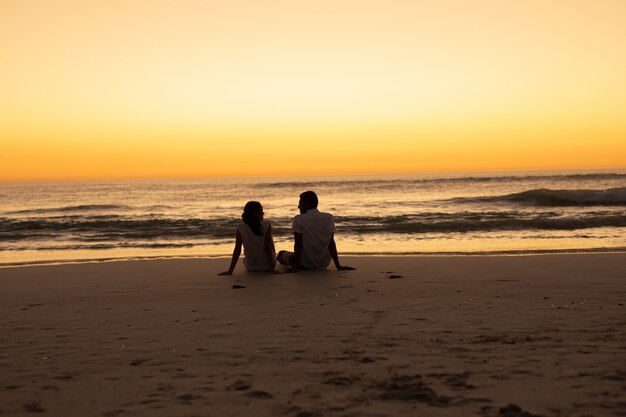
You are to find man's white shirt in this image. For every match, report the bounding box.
[291,208,335,270]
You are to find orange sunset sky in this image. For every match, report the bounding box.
[1,0,625,181]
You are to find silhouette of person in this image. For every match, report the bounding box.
[219,201,276,275]
[277,191,355,272]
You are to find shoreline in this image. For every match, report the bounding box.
[1,253,625,416]
[3,246,626,269]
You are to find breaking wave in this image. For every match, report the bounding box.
[0,217,240,241]
[451,187,626,207]
[2,210,625,244]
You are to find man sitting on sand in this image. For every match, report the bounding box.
[278,191,355,272]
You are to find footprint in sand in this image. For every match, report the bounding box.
[427,372,475,390]
[375,374,450,406]
[295,411,321,417]
[22,401,44,413]
[139,399,159,405]
[246,390,273,399]
[177,394,204,404]
[498,404,544,417]
[53,372,78,381]
[102,409,126,417]
[323,376,360,386]
[226,380,251,391]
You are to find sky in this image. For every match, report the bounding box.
[1,0,625,181]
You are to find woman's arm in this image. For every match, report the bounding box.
[218,230,243,275]
[263,224,277,271]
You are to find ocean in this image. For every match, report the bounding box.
[1,170,626,266]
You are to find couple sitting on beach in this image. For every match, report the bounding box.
[219,191,355,275]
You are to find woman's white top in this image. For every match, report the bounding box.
[237,220,276,271]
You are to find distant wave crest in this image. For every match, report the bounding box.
[257,174,626,189]
[506,187,626,206]
[5,204,130,215]
[452,187,626,206]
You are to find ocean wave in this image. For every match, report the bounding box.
[256,173,626,189]
[506,188,626,206]
[2,242,198,251]
[5,204,131,215]
[2,211,625,242]
[334,212,626,233]
[0,217,241,241]
[450,187,626,206]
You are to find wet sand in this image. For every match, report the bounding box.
[1,254,625,416]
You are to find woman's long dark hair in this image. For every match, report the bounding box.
[242,201,263,236]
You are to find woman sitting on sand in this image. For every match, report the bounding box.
[218,201,277,275]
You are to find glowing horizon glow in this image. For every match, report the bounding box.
[1,0,625,181]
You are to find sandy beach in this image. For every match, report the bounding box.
[1,254,625,417]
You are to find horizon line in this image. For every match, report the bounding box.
[2,166,626,185]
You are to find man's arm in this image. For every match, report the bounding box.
[329,234,355,271]
[285,232,304,272]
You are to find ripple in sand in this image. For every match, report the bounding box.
[375,374,450,405]
[22,401,44,413]
[246,390,273,399]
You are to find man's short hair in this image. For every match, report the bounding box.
[300,191,318,209]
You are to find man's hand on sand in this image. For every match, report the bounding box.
[337,265,356,271]
[218,271,232,276]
